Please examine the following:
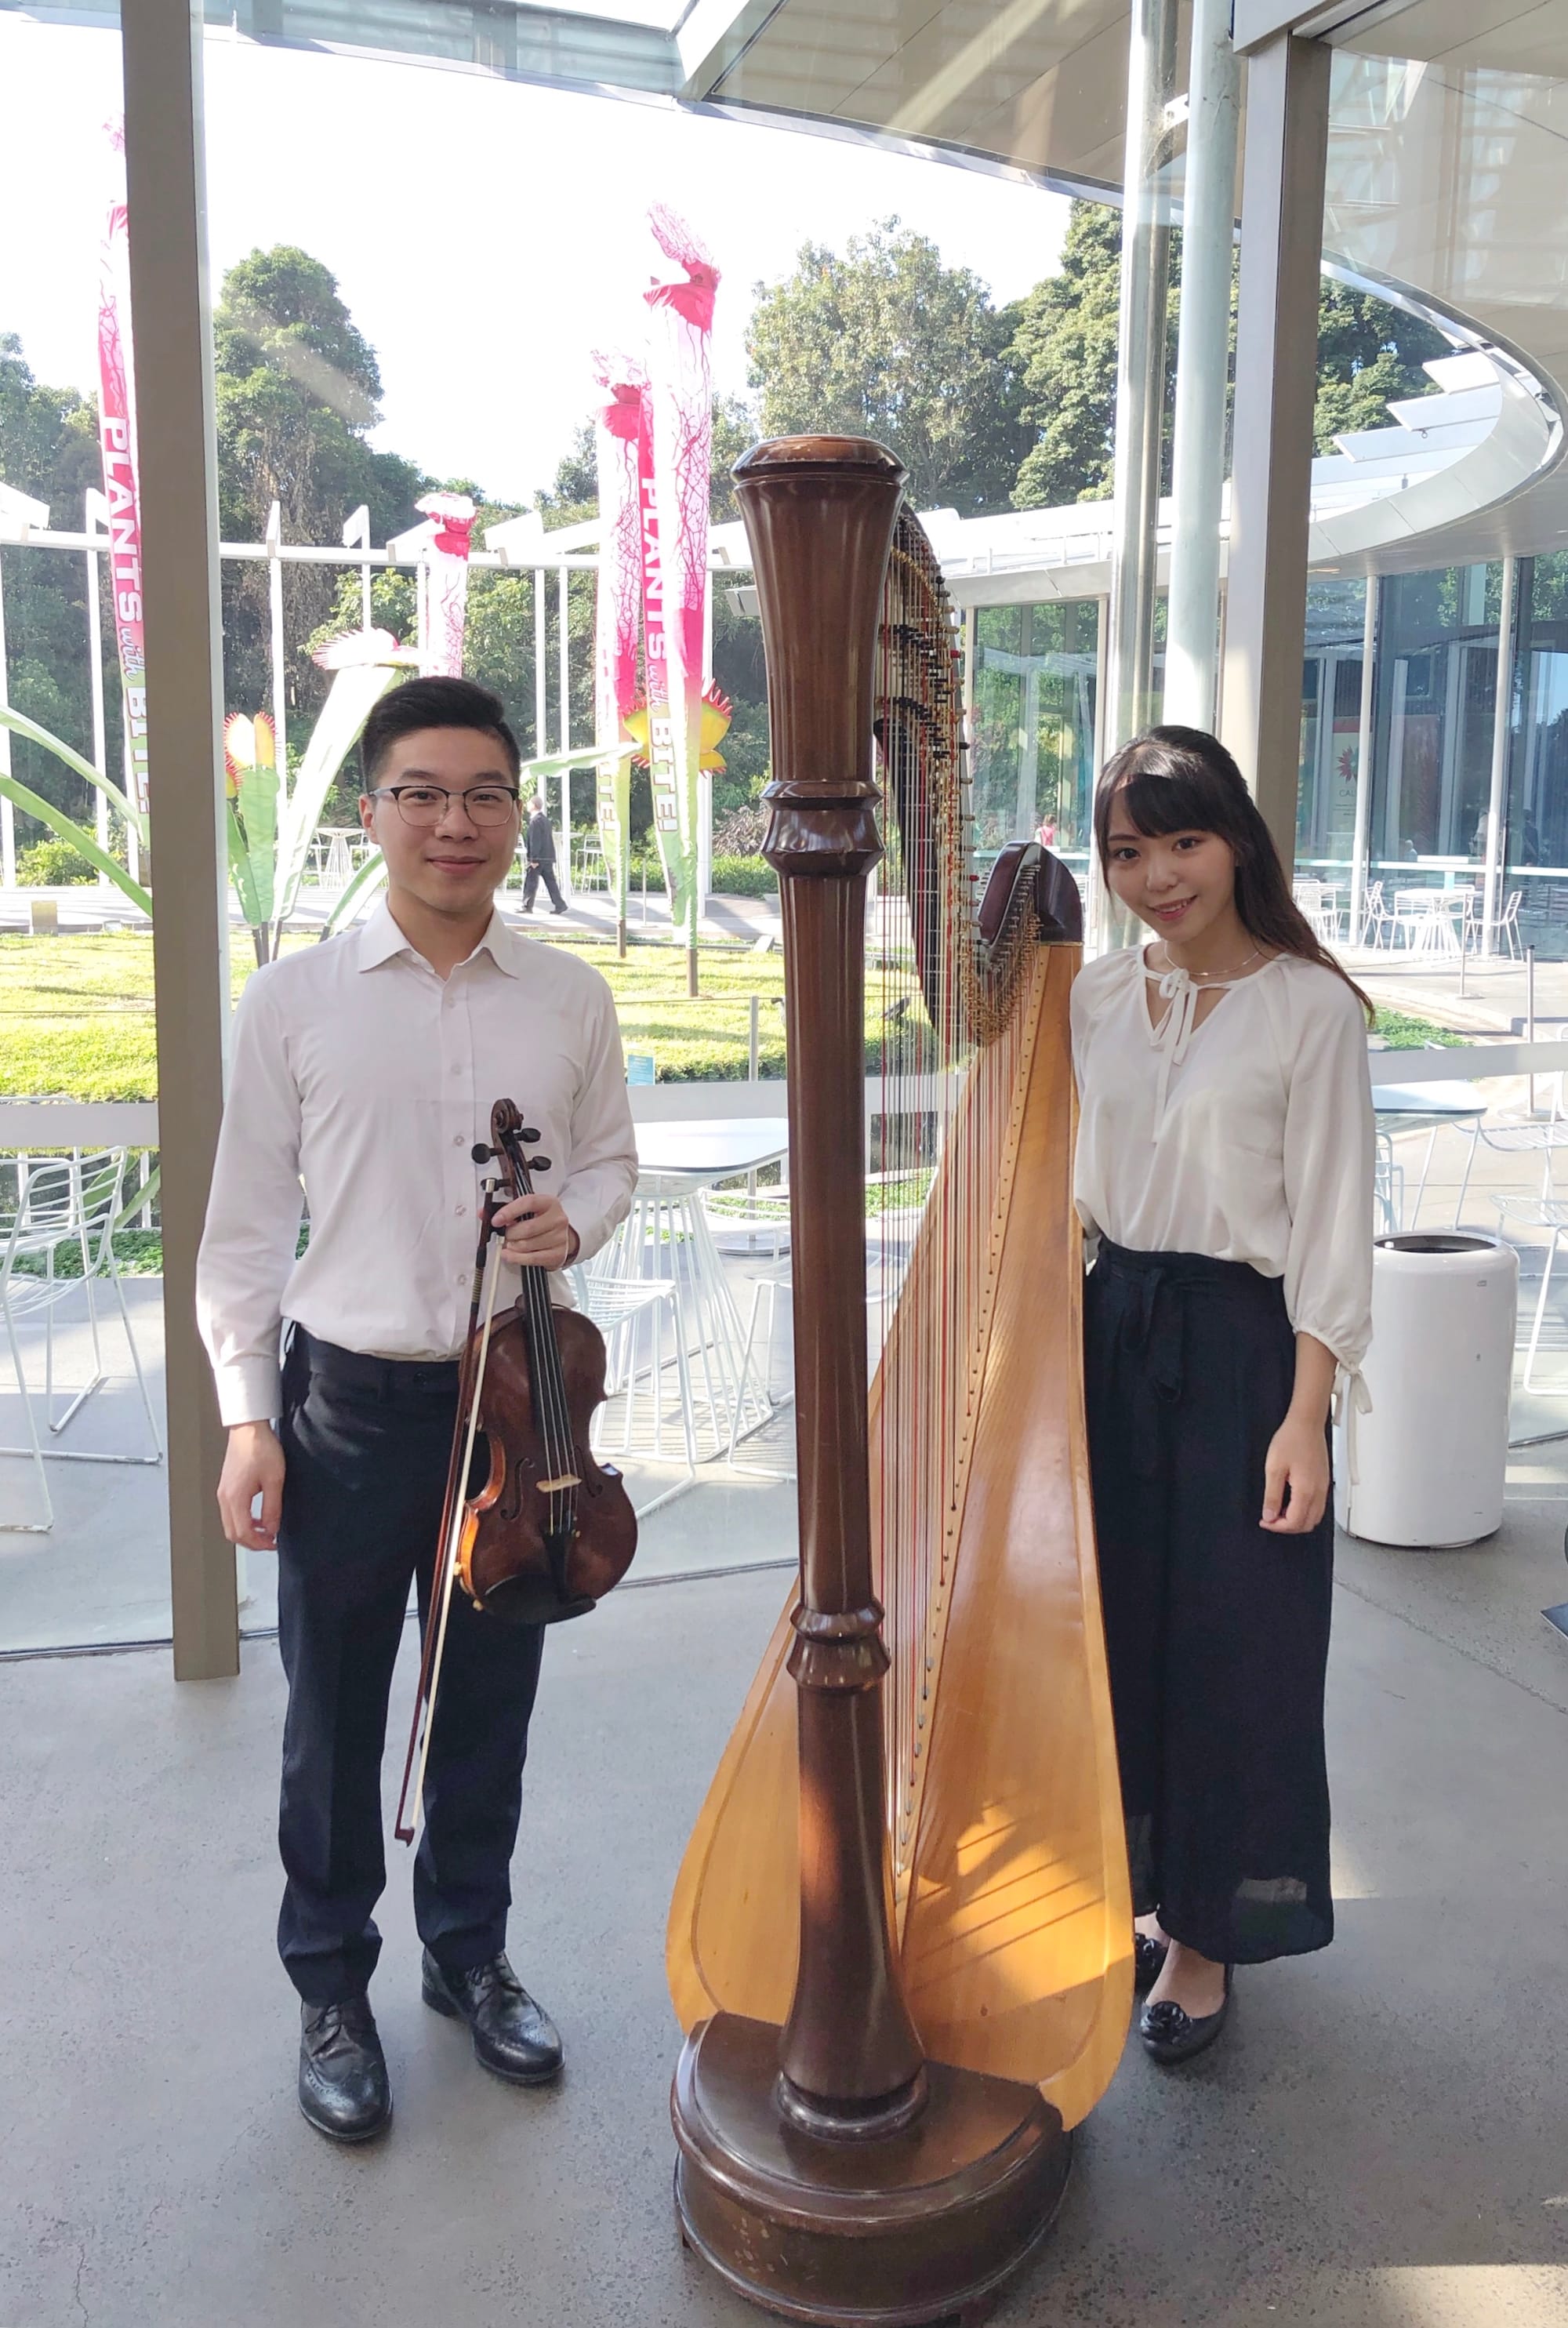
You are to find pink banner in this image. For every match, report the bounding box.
[415,492,477,677]
[643,205,719,948]
[636,389,680,860]
[98,125,148,818]
[593,361,644,920]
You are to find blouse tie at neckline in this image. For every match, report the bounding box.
[1145,962,1201,1138]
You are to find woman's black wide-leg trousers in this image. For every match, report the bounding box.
[1083,1240,1335,1965]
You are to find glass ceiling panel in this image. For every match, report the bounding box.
[0,2,682,88]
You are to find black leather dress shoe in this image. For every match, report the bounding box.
[421,1949,563,2085]
[298,1995,391,2142]
[1140,1967,1232,2065]
[1133,1932,1170,1993]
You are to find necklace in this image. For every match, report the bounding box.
[1153,941,1263,985]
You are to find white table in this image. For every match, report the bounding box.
[593,1119,791,1457]
[1372,1080,1488,1228]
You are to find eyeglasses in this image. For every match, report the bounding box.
[369,783,521,829]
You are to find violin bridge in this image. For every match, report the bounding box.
[536,1473,581,1493]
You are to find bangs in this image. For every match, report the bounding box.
[1098,757,1235,848]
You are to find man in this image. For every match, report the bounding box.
[197,675,637,2144]
[522,793,568,915]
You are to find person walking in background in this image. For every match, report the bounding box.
[523,794,568,914]
[1072,725,1374,2068]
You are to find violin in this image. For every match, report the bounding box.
[395,1097,637,1843]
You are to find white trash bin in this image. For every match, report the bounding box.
[1334,1232,1519,1549]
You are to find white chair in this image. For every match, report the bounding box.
[1,1148,163,1534]
[726,1255,796,1481]
[570,1267,697,1519]
[1374,1131,1406,1236]
[1360,881,1396,950]
[1498,890,1524,960]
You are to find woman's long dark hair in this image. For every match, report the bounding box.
[1094,725,1374,1020]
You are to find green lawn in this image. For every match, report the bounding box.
[0,928,808,1099]
[0,928,1457,1102]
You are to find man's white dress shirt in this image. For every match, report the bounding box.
[196,899,638,1426]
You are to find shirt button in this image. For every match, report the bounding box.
[452,1135,463,1147]
[456,1204,466,1217]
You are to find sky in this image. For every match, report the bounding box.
[0,18,1071,511]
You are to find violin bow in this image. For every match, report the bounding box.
[393,1149,506,1846]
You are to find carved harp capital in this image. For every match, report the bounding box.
[735,435,907,884]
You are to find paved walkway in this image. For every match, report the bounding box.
[2,1527,1565,2328]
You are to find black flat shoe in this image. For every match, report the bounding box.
[1133,1932,1170,1994]
[1140,1967,1232,2065]
[422,1948,563,2085]
[298,1994,392,2142]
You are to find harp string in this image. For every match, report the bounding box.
[870,510,1040,1912]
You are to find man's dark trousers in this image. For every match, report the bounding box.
[522,859,565,912]
[523,811,565,911]
[275,1328,545,2007]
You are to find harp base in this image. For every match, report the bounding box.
[672,2014,1071,2327]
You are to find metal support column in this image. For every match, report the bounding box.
[1219,32,1330,868]
[1483,555,1518,955]
[266,499,288,775]
[557,564,572,895]
[1163,0,1240,731]
[85,493,111,881]
[0,553,14,890]
[1105,0,1178,754]
[1348,576,1378,950]
[122,0,238,1680]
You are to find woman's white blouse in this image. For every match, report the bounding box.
[1070,947,1375,1377]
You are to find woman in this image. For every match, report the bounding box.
[1072,726,1374,2065]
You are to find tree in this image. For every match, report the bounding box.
[213,247,426,725]
[1004,198,1451,508]
[1313,280,1448,451]
[1007,205,1134,508]
[0,334,115,834]
[746,221,1029,514]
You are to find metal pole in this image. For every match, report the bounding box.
[1105,0,1178,757]
[1348,577,1378,950]
[1163,0,1240,732]
[122,0,238,1678]
[533,566,547,758]
[557,564,572,896]
[85,504,110,883]
[0,550,15,889]
[1218,31,1331,866]
[1527,943,1537,1115]
[1483,555,1517,957]
[267,499,287,778]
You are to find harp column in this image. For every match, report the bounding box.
[670,437,1069,2328]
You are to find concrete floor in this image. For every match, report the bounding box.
[2,1518,1566,2328]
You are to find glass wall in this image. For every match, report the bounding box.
[1506,551,1568,956]
[1368,565,1501,877]
[1295,578,1368,877]
[969,600,1100,884]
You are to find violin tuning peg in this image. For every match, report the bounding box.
[519,1126,541,1143]
[528,1155,552,1175]
[470,1142,495,1164]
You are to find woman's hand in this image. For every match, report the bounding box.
[1262,1331,1337,1534]
[1261,1413,1330,1534]
[218,1420,285,1551]
[493,1190,579,1273]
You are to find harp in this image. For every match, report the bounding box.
[668,438,1131,2326]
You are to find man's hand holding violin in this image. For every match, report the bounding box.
[494,1191,579,1273]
